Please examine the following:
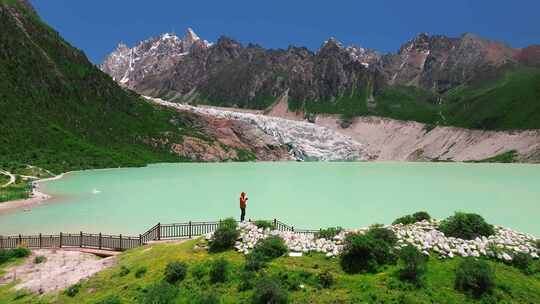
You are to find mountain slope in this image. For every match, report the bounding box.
[0,1,277,174]
[101,30,540,131]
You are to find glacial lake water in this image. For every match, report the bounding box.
[0,162,539,236]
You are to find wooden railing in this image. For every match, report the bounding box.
[0,219,319,251]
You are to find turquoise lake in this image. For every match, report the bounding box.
[0,162,539,236]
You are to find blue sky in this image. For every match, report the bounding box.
[31,0,540,63]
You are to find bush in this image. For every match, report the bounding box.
[209,218,239,253]
[412,211,431,222]
[191,263,208,280]
[439,212,495,240]
[254,220,274,230]
[164,261,187,284]
[316,227,343,240]
[393,212,432,225]
[194,291,220,304]
[455,258,495,298]
[252,277,289,304]
[340,227,397,274]
[11,247,31,258]
[95,295,121,304]
[245,250,267,271]
[398,245,428,283]
[252,236,288,260]
[209,258,229,283]
[392,215,416,225]
[512,252,532,274]
[64,283,81,297]
[141,281,178,304]
[366,225,398,246]
[118,265,130,277]
[33,255,46,264]
[238,270,257,291]
[135,266,148,278]
[317,270,335,288]
[0,247,32,264]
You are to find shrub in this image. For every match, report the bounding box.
[439,212,495,240]
[455,258,495,298]
[316,227,343,240]
[317,270,335,288]
[191,263,208,280]
[164,261,187,284]
[140,281,178,304]
[209,258,229,283]
[252,235,288,260]
[392,215,416,225]
[398,245,428,283]
[34,255,46,264]
[118,265,130,277]
[194,291,220,304]
[135,266,148,278]
[276,271,303,291]
[412,211,431,222]
[254,220,274,230]
[512,252,532,274]
[209,218,239,253]
[95,295,122,304]
[11,247,31,258]
[366,225,398,246]
[340,227,397,274]
[535,239,540,250]
[238,270,257,291]
[251,277,289,304]
[64,283,81,297]
[245,250,267,271]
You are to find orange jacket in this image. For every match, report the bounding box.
[240,196,247,208]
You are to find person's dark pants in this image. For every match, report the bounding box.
[240,207,246,222]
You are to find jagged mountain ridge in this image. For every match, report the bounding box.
[100,29,538,95]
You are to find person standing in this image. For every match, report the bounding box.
[240,192,248,222]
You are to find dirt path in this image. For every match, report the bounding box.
[0,170,15,188]
[0,249,116,294]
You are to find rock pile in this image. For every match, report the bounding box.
[209,221,539,261]
[390,220,539,261]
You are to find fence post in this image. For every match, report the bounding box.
[139,234,142,246]
[59,232,63,248]
[99,233,102,249]
[189,221,192,239]
[39,233,42,248]
[18,234,22,246]
[80,231,83,248]
[157,223,161,241]
[119,234,123,250]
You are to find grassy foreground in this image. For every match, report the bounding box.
[1,239,539,304]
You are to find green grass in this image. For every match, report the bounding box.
[467,150,519,163]
[443,67,540,130]
[2,240,538,303]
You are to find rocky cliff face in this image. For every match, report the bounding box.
[381,33,519,93]
[101,30,383,109]
[101,30,536,105]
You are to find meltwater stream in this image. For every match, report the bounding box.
[0,162,539,236]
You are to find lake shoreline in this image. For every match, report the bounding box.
[0,173,67,214]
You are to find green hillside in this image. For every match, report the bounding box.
[0,1,221,174]
[442,67,540,130]
[290,67,540,131]
[1,239,539,303]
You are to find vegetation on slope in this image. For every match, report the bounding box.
[1,239,539,303]
[286,66,540,131]
[0,1,221,175]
